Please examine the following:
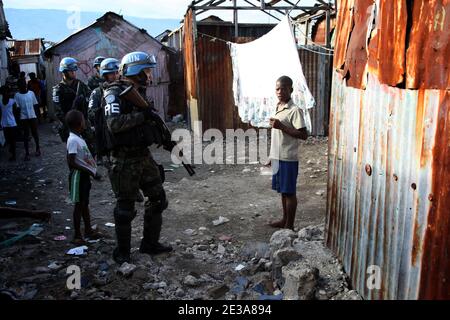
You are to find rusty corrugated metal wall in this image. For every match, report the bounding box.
[9,39,43,57]
[184,9,330,135]
[326,0,449,300]
[299,46,332,136]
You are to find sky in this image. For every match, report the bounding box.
[3,0,322,22]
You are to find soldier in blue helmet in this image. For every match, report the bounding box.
[87,56,106,91]
[88,58,120,163]
[102,51,173,264]
[52,57,95,155]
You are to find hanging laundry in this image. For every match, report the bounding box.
[229,16,315,132]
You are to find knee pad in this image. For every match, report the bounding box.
[114,201,136,224]
[146,189,168,214]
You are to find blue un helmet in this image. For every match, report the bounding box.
[59,57,78,72]
[93,56,106,68]
[100,58,120,77]
[120,51,157,77]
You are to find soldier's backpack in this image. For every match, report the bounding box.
[95,88,115,156]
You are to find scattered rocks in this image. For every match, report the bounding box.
[70,290,80,300]
[184,229,196,236]
[217,244,226,255]
[269,229,297,251]
[207,284,230,299]
[297,225,324,241]
[272,248,303,283]
[281,261,319,300]
[183,275,200,287]
[175,288,185,297]
[117,262,137,277]
[331,289,362,300]
[315,190,325,196]
[196,244,208,251]
[240,241,270,260]
[219,235,232,242]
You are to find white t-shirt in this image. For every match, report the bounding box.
[0,98,17,127]
[67,132,97,176]
[14,91,38,120]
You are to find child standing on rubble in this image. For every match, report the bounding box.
[268,76,308,230]
[65,110,102,244]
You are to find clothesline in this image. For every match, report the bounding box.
[293,21,335,52]
[197,31,334,56]
[298,45,334,56]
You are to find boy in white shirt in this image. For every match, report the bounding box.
[66,110,102,244]
[268,76,308,230]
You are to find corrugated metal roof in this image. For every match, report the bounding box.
[327,0,450,300]
[45,12,164,57]
[9,39,43,57]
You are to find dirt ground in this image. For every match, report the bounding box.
[0,121,329,300]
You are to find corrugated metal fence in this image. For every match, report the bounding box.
[299,46,332,136]
[326,0,450,300]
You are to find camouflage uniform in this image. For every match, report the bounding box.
[52,79,96,155]
[87,74,104,91]
[104,81,167,263]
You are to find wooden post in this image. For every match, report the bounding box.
[325,8,331,48]
[233,0,238,38]
[305,19,309,46]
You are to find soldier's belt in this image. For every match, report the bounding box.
[112,148,149,158]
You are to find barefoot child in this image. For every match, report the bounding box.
[268,76,308,230]
[65,110,101,244]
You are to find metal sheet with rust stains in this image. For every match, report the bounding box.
[326,71,450,300]
[342,0,374,88]
[333,0,355,71]
[329,0,450,300]
[335,0,450,90]
[406,1,450,89]
[367,0,407,87]
[9,39,43,57]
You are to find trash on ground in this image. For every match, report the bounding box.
[213,216,230,226]
[66,245,88,256]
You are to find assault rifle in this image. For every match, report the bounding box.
[119,85,195,176]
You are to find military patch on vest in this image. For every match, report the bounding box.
[104,94,120,116]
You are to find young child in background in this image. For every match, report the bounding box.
[14,81,40,161]
[65,110,102,244]
[0,86,19,161]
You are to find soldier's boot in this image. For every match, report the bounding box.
[139,191,172,255]
[113,206,136,264]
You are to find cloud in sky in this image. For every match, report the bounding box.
[4,0,322,21]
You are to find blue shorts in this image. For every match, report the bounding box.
[272,160,299,195]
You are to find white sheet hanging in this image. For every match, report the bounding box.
[229,16,315,132]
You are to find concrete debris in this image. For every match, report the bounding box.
[297,225,325,241]
[117,262,137,277]
[281,261,319,300]
[269,229,297,251]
